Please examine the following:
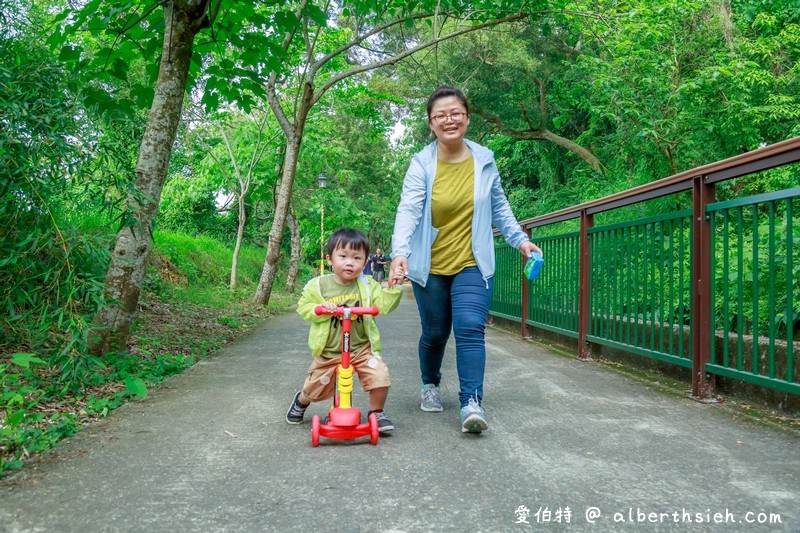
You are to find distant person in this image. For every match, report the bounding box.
[363,248,373,276]
[388,85,541,434]
[370,247,387,283]
[286,228,402,434]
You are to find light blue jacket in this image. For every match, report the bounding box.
[391,139,529,287]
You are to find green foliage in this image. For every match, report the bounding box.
[151,231,266,291]
[158,177,234,240]
[0,34,125,390]
[217,317,241,329]
[124,377,147,399]
[47,2,314,118]
[10,353,47,368]
[571,0,799,180]
[2,226,293,477]
[0,353,80,474]
[506,185,540,222]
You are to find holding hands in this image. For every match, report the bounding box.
[388,256,408,288]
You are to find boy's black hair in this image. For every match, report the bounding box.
[426,85,469,119]
[326,227,371,257]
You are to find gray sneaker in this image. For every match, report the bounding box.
[460,398,488,433]
[286,391,308,424]
[421,384,443,412]
[373,411,395,434]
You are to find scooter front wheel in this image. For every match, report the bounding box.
[368,413,379,445]
[311,415,321,447]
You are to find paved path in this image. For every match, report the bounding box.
[1,287,799,532]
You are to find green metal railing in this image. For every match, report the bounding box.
[587,211,693,367]
[527,232,580,337]
[491,243,522,321]
[706,188,799,394]
[493,232,582,338]
[490,137,800,400]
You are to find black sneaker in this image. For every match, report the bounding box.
[373,411,394,434]
[286,391,308,424]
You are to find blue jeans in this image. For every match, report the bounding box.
[411,266,493,408]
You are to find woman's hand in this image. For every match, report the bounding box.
[388,256,408,288]
[519,241,542,258]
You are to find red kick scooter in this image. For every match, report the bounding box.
[311,305,380,447]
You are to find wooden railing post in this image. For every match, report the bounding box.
[578,210,593,360]
[691,175,720,402]
[520,227,532,339]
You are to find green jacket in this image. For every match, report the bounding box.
[297,274,402,357]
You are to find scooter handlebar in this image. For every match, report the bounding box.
[314,305,379,317]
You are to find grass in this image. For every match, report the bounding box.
[1,230,303,477]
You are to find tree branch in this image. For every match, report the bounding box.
[313,12,541,105]
[519,102,537,130]
[311,11,437,76]
[216,121,242,189]
[473,105,604,173]
[266,78,295,140]
[247,111,282,182]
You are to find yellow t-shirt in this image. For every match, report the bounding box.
[319,276,369,358]
[430,156,476,275]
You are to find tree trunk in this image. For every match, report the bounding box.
[253,80,313,306]
[252,136,301,306]
[89,1,211,355]
[230,195,246,289]
[285,204,300,294]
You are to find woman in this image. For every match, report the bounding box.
[389,86,541,434]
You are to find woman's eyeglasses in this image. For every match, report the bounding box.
[430,112,466,125]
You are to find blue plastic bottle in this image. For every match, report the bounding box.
[524,252,544,281]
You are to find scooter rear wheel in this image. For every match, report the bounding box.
[368,413,379,445]
[311,415,320,447]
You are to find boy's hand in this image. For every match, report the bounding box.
[389,270,405,288]
[321,301,337,312]
[388,256,408,288]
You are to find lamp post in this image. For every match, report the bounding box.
[318,173,327,274]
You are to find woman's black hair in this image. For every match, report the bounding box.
[326,227,371,257]
[426,85,469,119]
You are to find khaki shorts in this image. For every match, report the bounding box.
[301,344,391,403]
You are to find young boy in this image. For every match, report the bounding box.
[286,228,403,434]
